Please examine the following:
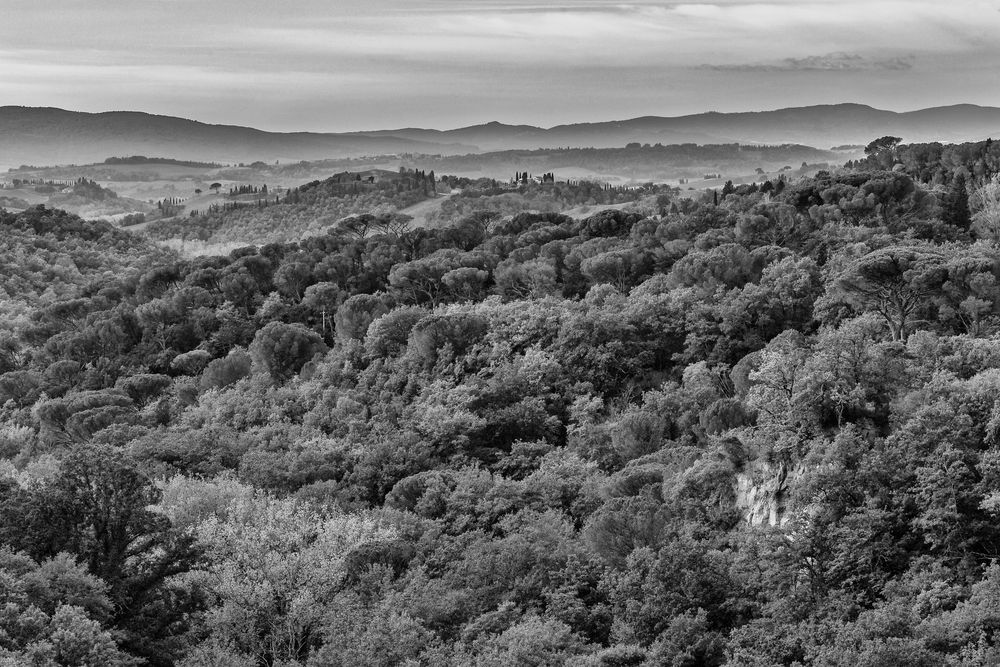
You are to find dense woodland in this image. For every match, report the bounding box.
[3,139,1000,665]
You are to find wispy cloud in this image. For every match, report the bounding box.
[1,0,998,130]
[700,52,916,72]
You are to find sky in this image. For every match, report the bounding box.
[2,0,999,132]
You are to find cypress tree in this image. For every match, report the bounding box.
[943,171,971,229]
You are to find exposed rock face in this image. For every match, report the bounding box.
[735,460,792,526]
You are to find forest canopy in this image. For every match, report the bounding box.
[2,138,1000,665]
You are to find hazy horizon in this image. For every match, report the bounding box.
[3,0,998,133]
[10,100,1000,136]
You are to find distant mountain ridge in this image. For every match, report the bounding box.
[2,103,999,168]
[365,103,1000,152]
[0,107,478,168]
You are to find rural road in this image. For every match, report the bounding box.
[397,189,459,229]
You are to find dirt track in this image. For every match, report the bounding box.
[396,190,458,229]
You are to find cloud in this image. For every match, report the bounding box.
[2,0,998,131]
[700,52,916,72]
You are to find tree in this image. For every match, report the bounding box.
[745,329,811,438]
[334,293,392,341]
[826,246,947,341]
[189,493,396,665]
[336,214,375,238]
[371,212,413,236]
[580,249,650,292]
[200,348,252,390]
[718,255,823,361]
[405,312,488,368]
[494,258,558,299]
[865,136,902,159]
[115,372,169,403]
[441,266,489,302]
[33,391,135,445]
[0,603,138,666]
[942,171,971,229]
[388,249,488,306]
[0,370,43,407]
[249,321,328,382]
[364,306,428,358]
[1,548,112,618]
[933,249,1000,335]
[971,175,1000,243]
[273,260,313,300]
[171,349,212,375]
[301,281,343,337]
[449,615,590,665]
[0,446,199,663]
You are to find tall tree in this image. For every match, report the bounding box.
[942,171,971,229]
[826,246,947,341]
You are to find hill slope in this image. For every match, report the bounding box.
[0,107,477,167]
[366,104,1000,151]
[3,104,999,170]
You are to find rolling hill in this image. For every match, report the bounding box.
[365,104,1000,151]
[3,104,999,170]
[0,107,477,168]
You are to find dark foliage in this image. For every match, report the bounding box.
[3,141,1000,664]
